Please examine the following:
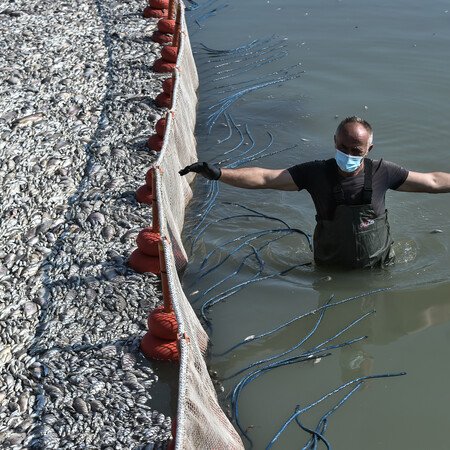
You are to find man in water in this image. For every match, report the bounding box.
[179,116,450,268]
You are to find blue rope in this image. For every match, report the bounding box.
[206,71,304,132]
[217,288,389,356]
[212,50,289,82]
[198,36,277,56]
[295,413,331,450]
[195,3,228,25]
[226,294,334,377]
[301,383,363,450]
[227,144,297,168]
[201,262,311,325]
[189,202,298,252]
[266,373,406,449]
[232,353,332,446]
[220,130,274,166]
[191,230,293,304]
[217,124,255,164]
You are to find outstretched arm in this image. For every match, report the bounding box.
[179,162,298,191]
[397,171,450,193]
[219,167,298,190]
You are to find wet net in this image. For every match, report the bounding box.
[154,3,244,449]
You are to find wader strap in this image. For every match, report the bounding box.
[326,158,373,205]
[362,158,373,204]
[325,159,346,204]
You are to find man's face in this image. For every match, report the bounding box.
[334,123,373,157]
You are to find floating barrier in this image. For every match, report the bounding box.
[138,1,244,448]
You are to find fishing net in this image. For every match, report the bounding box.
[154,3,244,448]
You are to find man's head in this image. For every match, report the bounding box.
[334,116,373,175]
[334,116,373,155]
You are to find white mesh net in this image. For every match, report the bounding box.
[154,3,244,448]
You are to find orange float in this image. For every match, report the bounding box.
[148,305,178,340]
[157,18,175,34]
[135,184,153,205]
[143,6,168,18]
[147,134,164,151]
[155,92,171,108]
[137,228,160,256]
[151,31,173,44]
[162,77,173,95]
[128,249,161,275]
[150,0,169,8]
[154,58,176,73]
[155,117,166,137]
[140,331,178,361]
[161,46,178,63]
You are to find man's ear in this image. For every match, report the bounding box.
[367,144,374,153]
[334,135,337,145]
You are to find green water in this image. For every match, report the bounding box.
[183,1,450,448]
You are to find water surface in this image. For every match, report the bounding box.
[183,1,450,448]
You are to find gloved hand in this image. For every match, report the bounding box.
[178,162,221,180]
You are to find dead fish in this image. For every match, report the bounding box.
[11,113,44,129]
[73,397,89,416]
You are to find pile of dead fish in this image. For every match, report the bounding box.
[0,0,174,448]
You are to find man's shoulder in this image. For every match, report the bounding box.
[287,159,331,190]
[288,159,330,172]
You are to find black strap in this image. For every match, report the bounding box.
[326,158,373,205]
[362,158,373,203]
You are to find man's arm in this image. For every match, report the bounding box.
[219,167,298,190]
[397,171,450,193]
[179,162,299,191]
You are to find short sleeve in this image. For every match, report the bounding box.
[382,159,409,190]
[287,161,324,191]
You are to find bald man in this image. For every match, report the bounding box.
[180,116,450,269]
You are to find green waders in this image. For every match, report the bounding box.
[313,159,395,269]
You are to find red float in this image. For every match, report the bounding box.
[166,439,175,450]
[135,184,153,205]
[155,92,171,108]
[151,31,173,44]
[147,134,164,151]
[161,46,178,63]
[154,58,176,73]
[162,78,173,95]
[148,305,178,340]
[137,228,160,256]
[155,117,166,137]
[158,19,175,34]
[143,6,168,18]
[150,0,169,8]
[140,331,178,361]
[128,249,161,275]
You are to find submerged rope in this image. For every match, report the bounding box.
[267,373,406,449]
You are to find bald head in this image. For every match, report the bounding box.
[336,116,373,147]
[334,116,373,157]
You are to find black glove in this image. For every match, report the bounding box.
[178,162,221,180]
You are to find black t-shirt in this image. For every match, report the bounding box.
[287,158,409,220]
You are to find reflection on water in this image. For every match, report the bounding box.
[184,0,450,448]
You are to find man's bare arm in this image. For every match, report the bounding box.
[179,162,299,191]
[219,167,298,191]
[397,171,450,193]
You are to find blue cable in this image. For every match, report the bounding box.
[218,288,389,355]
[266,372,406,449]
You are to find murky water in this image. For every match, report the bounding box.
[183,1,450,448]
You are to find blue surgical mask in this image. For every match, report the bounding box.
[335,149,364,173]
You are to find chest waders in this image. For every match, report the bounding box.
[313,159,394,269]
